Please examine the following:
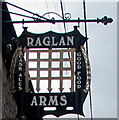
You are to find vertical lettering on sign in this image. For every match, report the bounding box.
[17,51,24,91]
[76,50,82,90]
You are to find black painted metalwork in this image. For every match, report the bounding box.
[2,9,36,19]
[3,2,113,120]
[2,2,113,26]
[6,2,50,21]
[42,12,71,20]
[11,28,91,118]
[3,16,113,25]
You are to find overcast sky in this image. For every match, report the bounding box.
[5,0,117,118]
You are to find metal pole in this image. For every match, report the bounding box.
[2,16,113,25]
[6,2,50,21]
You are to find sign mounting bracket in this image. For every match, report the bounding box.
[3,2,113,25]
[3,16,113,25]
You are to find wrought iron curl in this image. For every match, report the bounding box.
[64,13,71,20]
[41,12,71,20]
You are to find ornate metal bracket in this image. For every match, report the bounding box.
[3,16,113,25]
[97,16,113,25]
[41,12,71,20]
[4,2,113,25]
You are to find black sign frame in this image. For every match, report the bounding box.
[12,28,90,117]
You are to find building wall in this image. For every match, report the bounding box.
[0,53,2,120]
[2,62,17,119]
[0,2,17,118]
[0,1,2,119]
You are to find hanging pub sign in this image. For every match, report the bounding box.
[10,27,91,118]
[17,27,87,48]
